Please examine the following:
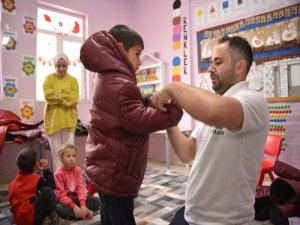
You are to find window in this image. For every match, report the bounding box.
[36,6,86,101]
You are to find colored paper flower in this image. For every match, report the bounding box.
[22,61,36,76]
[21,104,34,120]
[4,36,17,50]
[1,0,15,13]
[3,82,17,97]
[23,20,36,34]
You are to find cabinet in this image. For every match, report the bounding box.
[136,53,164,97]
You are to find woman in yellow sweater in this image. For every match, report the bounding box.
[43,52,79,172]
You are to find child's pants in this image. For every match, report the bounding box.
[33,186,57,225]
[56,196,100,220]
[47,128,74,172]
[98,192,136,225]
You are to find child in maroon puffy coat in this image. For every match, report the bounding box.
[80,24,183,225]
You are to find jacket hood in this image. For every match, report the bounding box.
[80,31,136,83]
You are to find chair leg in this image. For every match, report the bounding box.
[257,172,265,186]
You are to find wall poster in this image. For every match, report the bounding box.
[197,3,300,73]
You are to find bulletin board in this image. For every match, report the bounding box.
[197,3,300,73]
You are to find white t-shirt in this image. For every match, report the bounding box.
[186,81,269,225]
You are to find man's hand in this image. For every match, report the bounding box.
[150,89,172,111]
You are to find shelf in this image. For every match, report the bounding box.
[136,53,165,96]
[266,96,300,102]
[137,80,161,87]
[139,63,161,70]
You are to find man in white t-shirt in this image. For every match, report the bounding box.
[151,35,269,225]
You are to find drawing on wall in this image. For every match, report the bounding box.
[22,56,36,77]
[197,3,300,72]
[1,0,16,15]
[195,6,205,27]
[233,0,247,11]
[206,1,218,21]
[2,76,18,99]
[2,30,17,52]
[22,15,37,36]
[219,0,232,19]
[20,99,34,122]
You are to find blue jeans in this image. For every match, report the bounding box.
[170,206,189,225]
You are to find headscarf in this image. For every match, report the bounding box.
[53,52,69,65]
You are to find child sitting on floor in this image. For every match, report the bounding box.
[8,147,75,225]
[54,144,100,220]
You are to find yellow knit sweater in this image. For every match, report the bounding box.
[43,73,79,135]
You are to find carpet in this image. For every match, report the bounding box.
[0,169,276,225]
[0,169,186,225]
[134,169,187,225]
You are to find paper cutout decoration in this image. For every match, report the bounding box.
[207,1,218,21]
[43,13,80,36]
[1,0,16,15]
[2,76,18,99]
[2,30,17,52]
[20,99,35,122]
[22,15,37,35]
[22,56,36,77]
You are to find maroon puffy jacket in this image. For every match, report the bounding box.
[80,31,183,197]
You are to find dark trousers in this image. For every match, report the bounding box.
[98,192,136,225]
[56,196,100,220]
[33,186,57,225]
[170,206,189,225]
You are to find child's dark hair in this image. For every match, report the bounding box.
[108,24,144,52]
[17,148,36,173]
[218,35,253,75]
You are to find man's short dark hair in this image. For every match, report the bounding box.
[17,148,36,173]
[218,35,253,75]
[108,24,144,52]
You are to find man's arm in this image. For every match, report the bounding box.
[167,126,196,163]
[151,82,244,130]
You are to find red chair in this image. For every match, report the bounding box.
[257,135,283,186]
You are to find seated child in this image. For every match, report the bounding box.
[8,147,75,225]
[54,144,100,220]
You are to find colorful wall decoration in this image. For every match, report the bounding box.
[197,3,300,72]
[2,76,18,99]
[1,0,16,15]
[172,0,182,81]
[22,15,37,36]
[21,56,36,77]
[2,30,17,52]
[19,99,35,122]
